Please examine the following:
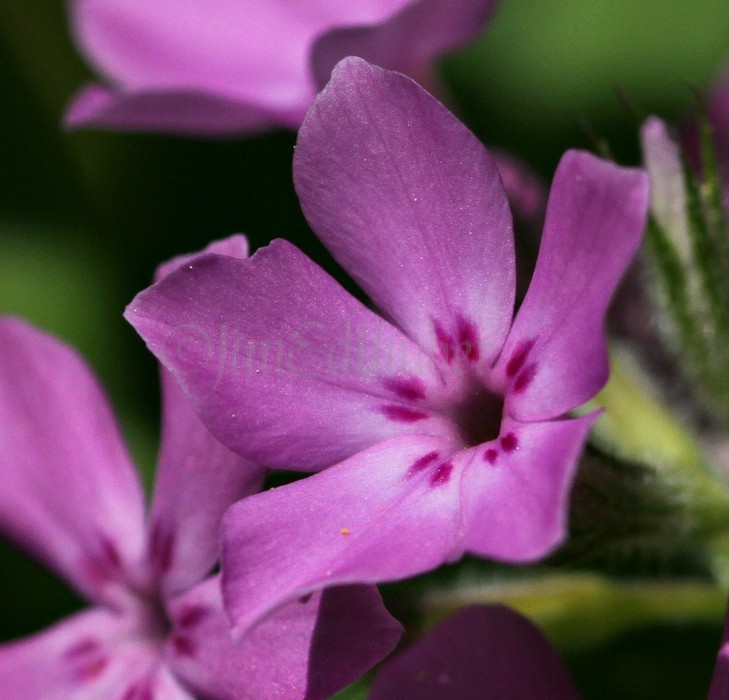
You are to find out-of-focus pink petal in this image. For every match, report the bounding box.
[312,0,499,92]
[72,0,408,92]
[0,608,191,700]
[294,57,515,365]
[369,604,580,700]
[150,365,266,596]
[165,575,401,700]
[494,151,649,420]
[460,414,597,562]
[126,241,446,471]
[490,149,547,226]
[68,0,414,131]
[149,236,266,595]
[221,435,465,636]
[65,84,284,135]
[704,65,729,211]
[0,318,146,604]
[709,603,729,700]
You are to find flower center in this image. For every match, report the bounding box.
[141,592,173,641]
[450,383,504,448]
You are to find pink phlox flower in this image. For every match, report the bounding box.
[126,58,650,638]
[673,61,729,211]
[65,0,499,135]
[0,236,401,699]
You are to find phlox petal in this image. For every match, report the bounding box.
[495,151,649,419]
[221,436,465,636]
[126,241,444,471]
[295,57,515,365]
[165,576,402,700]
[0,318,146,605]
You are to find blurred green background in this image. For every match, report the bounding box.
[1,1,729,697]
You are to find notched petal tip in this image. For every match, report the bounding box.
[560,148,651,204]
[296,55,515,364]
[499,150,649,421]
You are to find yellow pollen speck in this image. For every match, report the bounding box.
[340,528,351,535]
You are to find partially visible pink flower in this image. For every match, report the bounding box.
[369,605,579,700]
[709,600,729,699]
[680,62,729,210]
[0,238,401,699]
[65,0,499,135]
[677,69,729,698]
[126,58,649,637]
[705,64,729,194]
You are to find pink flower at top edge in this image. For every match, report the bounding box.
[65,0,499,135]
[0,236,401,699]
[125,57,649,637]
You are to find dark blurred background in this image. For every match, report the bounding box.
[1,2,729,697]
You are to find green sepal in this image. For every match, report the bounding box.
[573,348,729,567]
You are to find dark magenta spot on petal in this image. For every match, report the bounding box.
[457,315,480,362]
[382,376,427,402]
[484,448,498,464]
[506,340,535,378]
[177,605,209,629]
[409,451,440,475]
[299,593,314,604]
[64,638,99,660]
[74,656,108,683]
[121,683,154,700]
[433,320,455,363]
[513,363,537,393]
[84,559,109,586]
[172,635,196,657]
[429,461,454,487]
[149,521,175,574]
[86,535,122,585]
[99,535,121,570]
[380,404,429,423]
[500,433,518,452]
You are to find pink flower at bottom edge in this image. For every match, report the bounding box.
[708,596,729,699]
[0,236,401,699]
[369,604,580,700]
